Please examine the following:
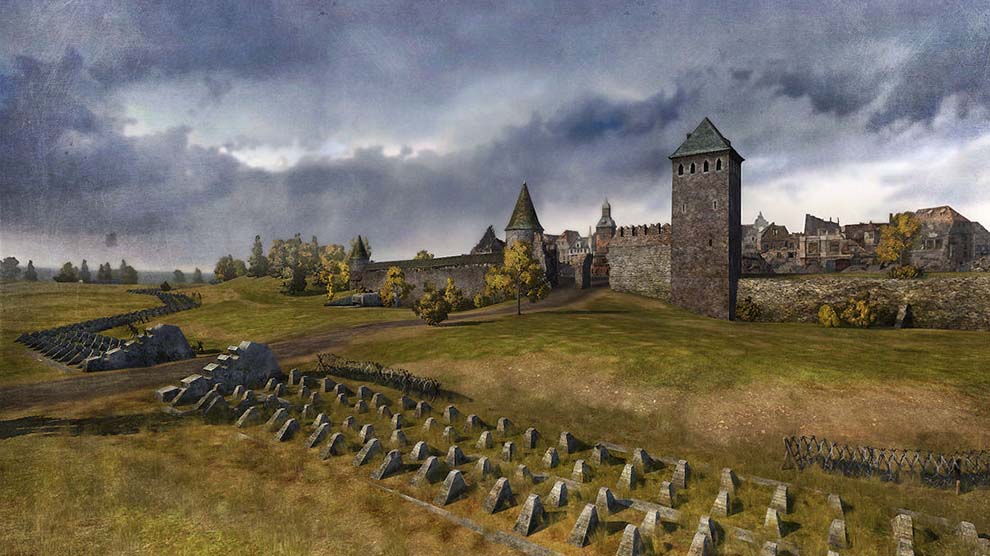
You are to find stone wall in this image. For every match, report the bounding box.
[739,274,990,330]
[358,253,501,306]
[608,224,673,300]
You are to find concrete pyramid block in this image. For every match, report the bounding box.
[828,518,848,549]
[443,405,459,424]
[446,445,466,467]
[515,464,534,483]
[764,507,783,538]
[770,484,789,514]
[390,413,404,430]
[274,418,299,442]
[512,493,544,537]
[482,477,515,514]
[318,432,345,459]
[559,431,578,454]
[590,444,609,465]
[760,541,778,556]
[358,424,375,443]
[306,423,331,448]
[410,441,430,461]
[433,470,467,506]
[658,480,676,507]
[596,486,617,514]
[412,456,443,486]
[414,400,431,418]
[501,441,516,462]
[371,449,403,480]
[523,427,540,449]
[422,417,439,433]
[632,448,653,471]
[673,460,690,489]
[567,504,600,547]
[235,405,264,428]
[547,480,568,507]
[266,407,289,432]
[340,415,357,432]
[475,456,493,479]
[618,463,637,490]
[463,414,482,432]
[720,468,737,495]
[687,531,713,556]
[542,447,559,469]
[390,429,409,447]
[571,459,589,483]
[640,510,661,538]
[496,417,513,437]
[352,438,381,466]
[616,524,641,556]
[476,431,493,449]
[312,412,330,428]
[712,489,731,517]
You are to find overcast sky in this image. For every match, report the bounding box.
[2,1,989,269]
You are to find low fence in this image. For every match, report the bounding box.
[782,435,990,489]
[316,353,442,400]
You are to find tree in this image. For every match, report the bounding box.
[414,250,434,260]
[79,259,91,283]
[53,261,79,283]
[484,240,550,315]
[0,257,21,282]
[379,266,415,307]
[412,282,450,325]
[192,267,204,283]
[23,260,38,282]
[321,259,350,300]
[173,269,186,283]
[160,280,172,292]
[248,235,269,277]
[443,277,464,310]
[118,260,139,284]
[878,212,921,267]
[213,255,246,282]
[281,261,308,295]
[97,262,113,283]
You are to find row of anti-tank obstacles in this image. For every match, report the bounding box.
[156,366,989,556]
[15,290,199,371]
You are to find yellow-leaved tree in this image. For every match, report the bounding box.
[877,212,921,268]
[379,266,415,307]
[484,240,550,315]
[320,259,350,300]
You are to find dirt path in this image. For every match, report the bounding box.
[0,288,590,413]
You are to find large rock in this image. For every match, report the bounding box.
[208,341,282,389]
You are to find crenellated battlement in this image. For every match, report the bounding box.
[611,223,672,245]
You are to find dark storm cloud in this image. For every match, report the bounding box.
[755,65,879,117]
[546,89,692,144]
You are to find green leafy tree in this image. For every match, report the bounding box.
[118,260,139,284]
[484,240,550,315]
[97,262,113,283]
[173,269,186,283]
[443,277,464,311]
[23,260,38,282]
[412,281,450,325]
[248,235,269,277]
[414,250,434,260]
[53,261,79,283]
[214,255,240,282]
[281,262,308,295]
[192,267,204,283]
[379,266,415,307]
[78,259,91,283]
[0,257,21,282]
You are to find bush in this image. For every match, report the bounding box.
[159,280,172,291]
[412,282,450,326]
[379,266,415,307]
[840,292,880,328]
[735,296,761,322]
[886,264,923,279]
[818,304,841,328]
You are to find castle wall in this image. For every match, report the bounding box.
[738,274,990,330]
[356,253,501,306]
[607,224,673,300]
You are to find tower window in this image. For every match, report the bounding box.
[716,159,722,171]
[712,200,718,210]
[703,160,709,172]
[678,164,684,176]
[708,238,713,247]
[690,162,696,174]
[681,203,687,214]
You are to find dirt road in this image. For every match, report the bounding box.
[0,288,589,412]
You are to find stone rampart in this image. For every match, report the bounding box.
[608,224,673,300]
[739,274,990,330]
[359,253,501,304]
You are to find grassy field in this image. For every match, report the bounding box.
[0,278,406,386]
[2,280,988,554]
[0,282,163,385]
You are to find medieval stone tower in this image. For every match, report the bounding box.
[669,118,743,320]
[505,181,557,285]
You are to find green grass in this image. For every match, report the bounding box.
[341,289,990,397]
[103,277,408,351]
[0,282,163,385]
[0,278,409,386]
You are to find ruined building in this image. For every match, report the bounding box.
[669,118,743,320]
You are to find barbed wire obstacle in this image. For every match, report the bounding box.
[782,435,990,489]
[316,353,442,400]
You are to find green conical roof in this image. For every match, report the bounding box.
[505,182,544,232]
[669,117,743,160]
[349,235,369,260]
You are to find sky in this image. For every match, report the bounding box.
[1,1,989,270]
